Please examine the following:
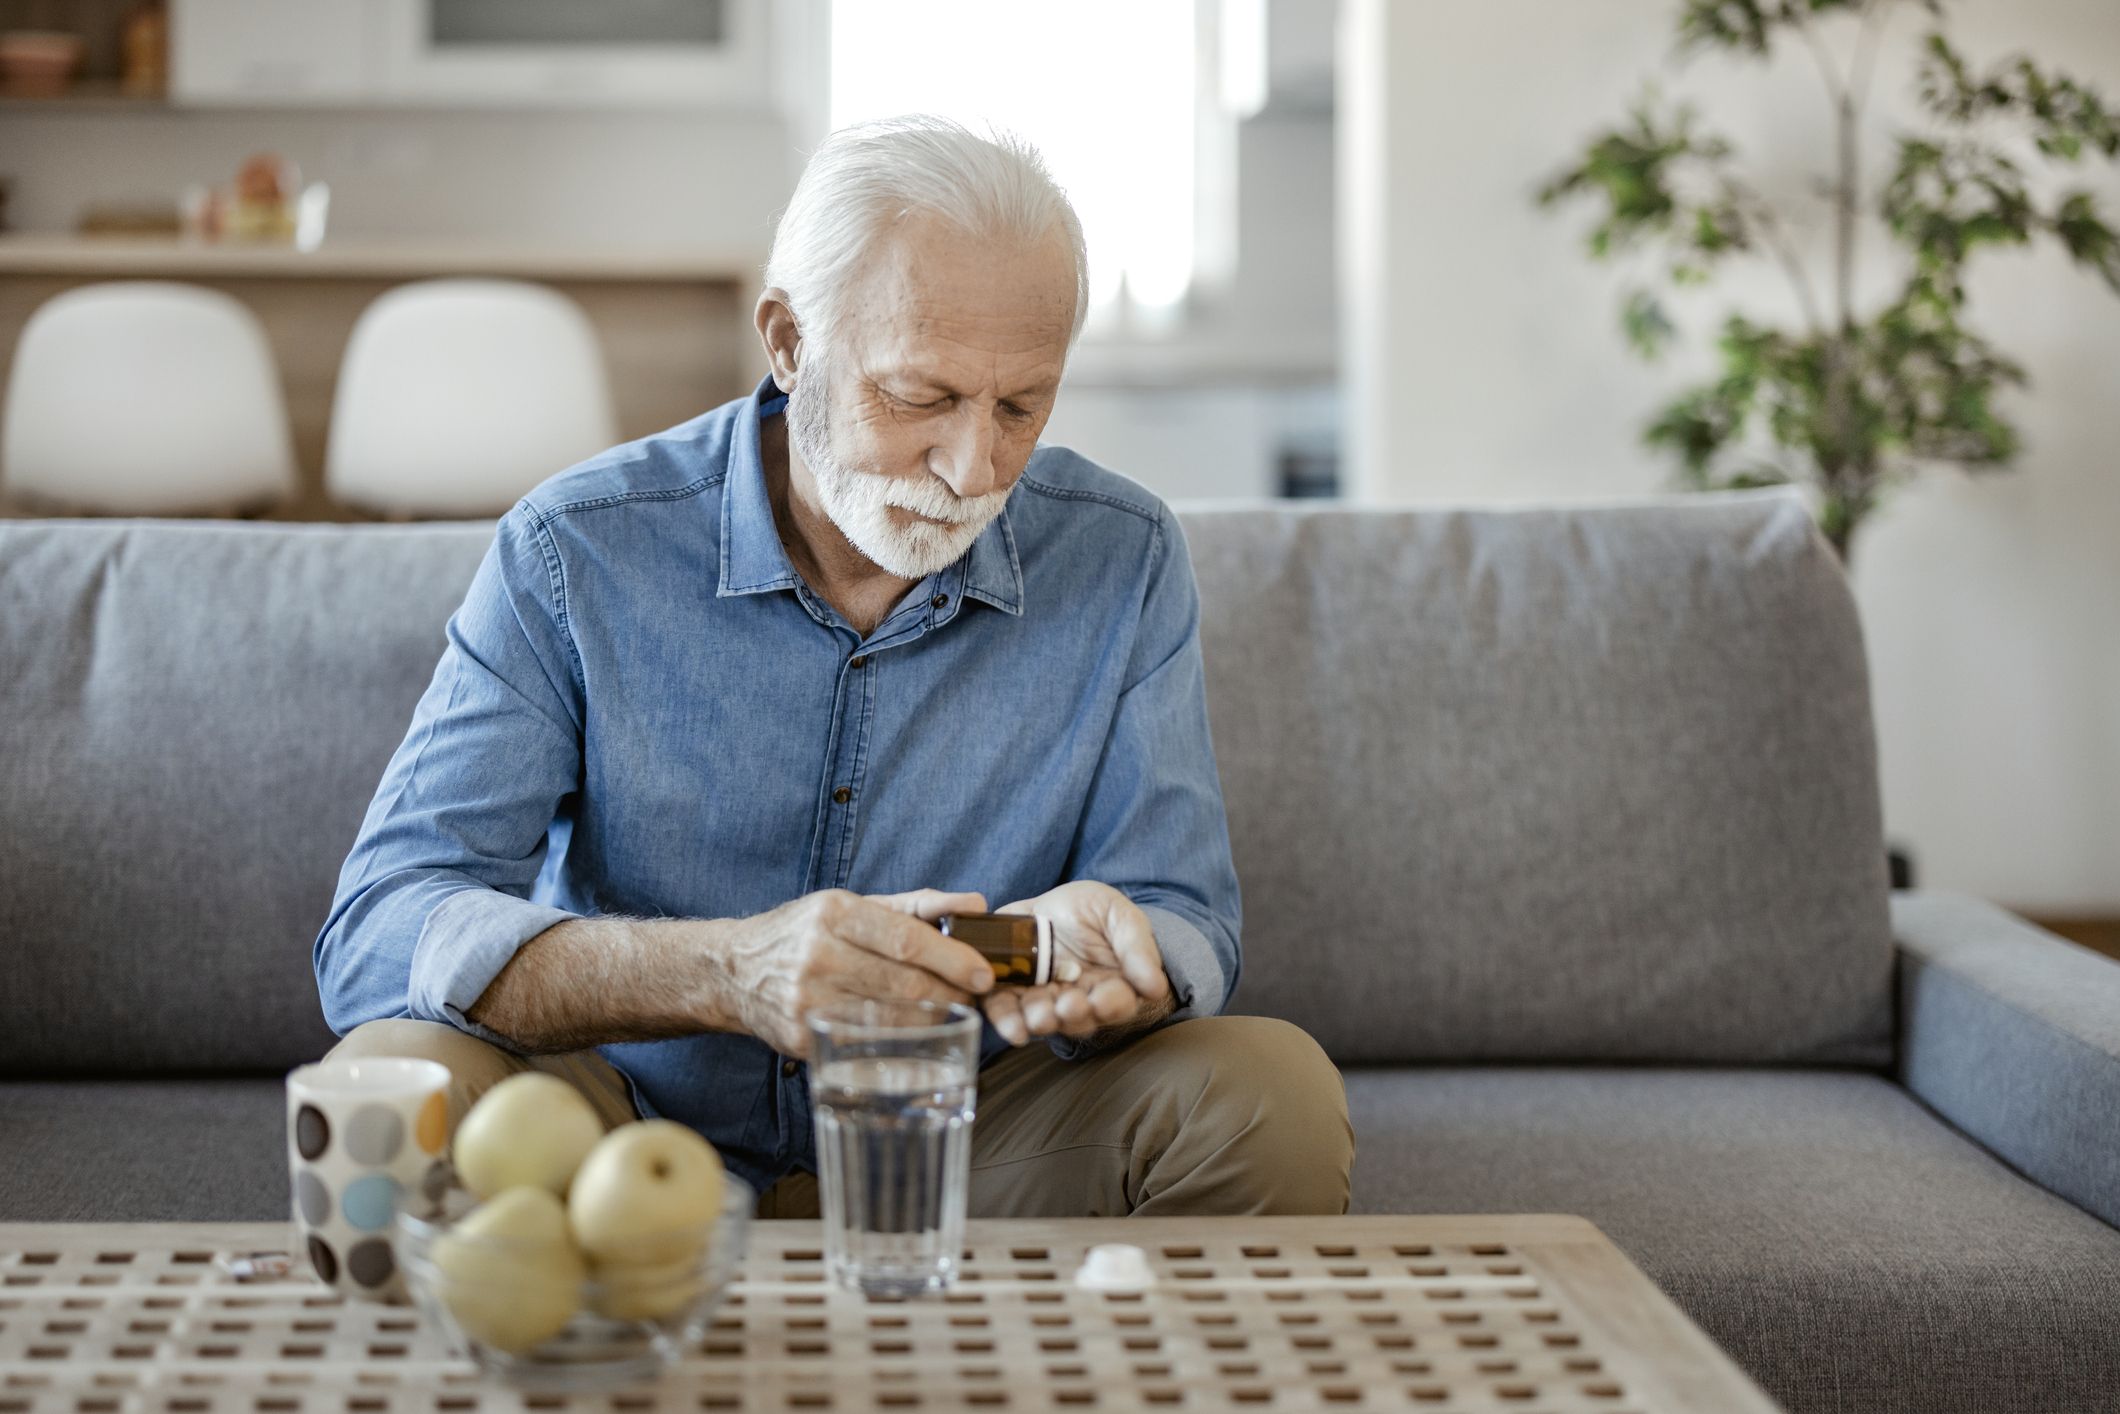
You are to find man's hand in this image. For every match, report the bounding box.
[981,881,1175,1048]
[715,888,996,1059]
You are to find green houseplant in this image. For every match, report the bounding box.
[1536,0,2120,565]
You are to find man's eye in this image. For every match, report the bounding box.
[999,402,1035,421]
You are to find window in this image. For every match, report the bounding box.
[827,1,1201,320]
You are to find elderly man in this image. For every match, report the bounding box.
[316,116,1352,1218]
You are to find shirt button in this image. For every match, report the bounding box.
[930,593,948,609]
[849,654,867,669]
[781,1059,799,1078]
[832,786,852,804]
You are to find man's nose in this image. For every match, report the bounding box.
[931,406,999,498]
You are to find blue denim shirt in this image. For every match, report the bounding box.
[314,377,1242,1194]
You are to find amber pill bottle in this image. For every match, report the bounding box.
[938,912,1054,986]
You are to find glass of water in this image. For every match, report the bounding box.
[807,999,981,1296]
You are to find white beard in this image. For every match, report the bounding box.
[787,357,1013,581]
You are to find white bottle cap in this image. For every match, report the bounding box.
[1033,915,1054,985]
[1075,1243,1156,1291]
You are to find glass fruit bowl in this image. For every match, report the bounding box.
[396,1175,753,1389]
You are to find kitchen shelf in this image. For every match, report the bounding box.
[0,233,762,282]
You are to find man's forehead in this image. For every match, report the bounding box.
[848,285,1072,394]
[856,264,1073,330]
[843,216,1072,325]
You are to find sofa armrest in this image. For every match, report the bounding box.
[1894,889,2120,1230]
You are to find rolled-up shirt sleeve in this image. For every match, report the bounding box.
[313,504,585,1045]
[1053,505,1243,1058]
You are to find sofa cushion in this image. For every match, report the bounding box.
[1188,489,1895,1064]
[0,1078,288,1221]
[1345,1066,2120,1414]
[0,519,492,1074]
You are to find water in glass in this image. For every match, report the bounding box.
[808,1000,980,1296]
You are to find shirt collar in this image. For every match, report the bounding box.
[717,375,1024,618]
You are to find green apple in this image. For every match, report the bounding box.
[429,1186,586,1354]
[452,1072,603,1199]
[567,1119,726,1266]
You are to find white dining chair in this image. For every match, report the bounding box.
[325,279,618,518]
[1,281,298,516]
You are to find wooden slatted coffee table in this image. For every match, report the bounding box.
[0,1216,1779,1412]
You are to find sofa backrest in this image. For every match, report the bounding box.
[1190,489,1893,1065]
[0,520,491,1074]
[0,488,1894,1073]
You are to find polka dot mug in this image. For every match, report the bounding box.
[285,1057,452,1301]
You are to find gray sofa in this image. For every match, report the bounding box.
[3,489,2117,1414]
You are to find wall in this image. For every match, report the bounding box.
[1341,0,2120,912]
[1048,106,1340,500]
[1043,381,1337,501]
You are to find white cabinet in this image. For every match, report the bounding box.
[168,0,768,109]
[379,0,770,109]
[170,0,380,105]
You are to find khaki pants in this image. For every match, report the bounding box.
[326,1015,1353,1218]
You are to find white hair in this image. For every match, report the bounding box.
[765,114,1090,350]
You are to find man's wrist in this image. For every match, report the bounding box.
[1139,980,1179,1028]
[1075,976,1179,1052]
[686,918,750,1036]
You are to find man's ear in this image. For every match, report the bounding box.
[754,287,805,395]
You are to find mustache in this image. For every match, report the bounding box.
[877,477,1011,525]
